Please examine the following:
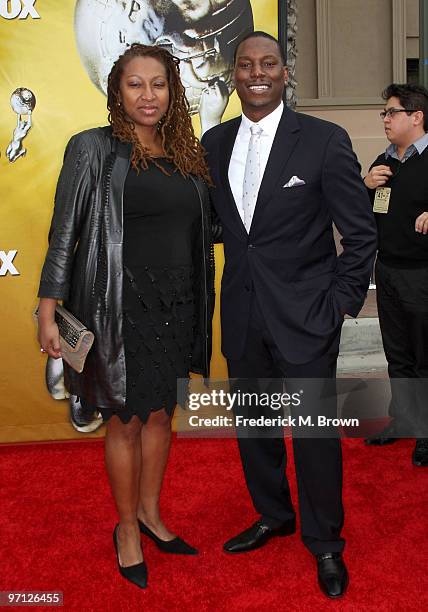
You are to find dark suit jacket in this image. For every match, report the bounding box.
[202,106,377,364]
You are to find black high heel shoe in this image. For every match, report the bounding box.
[113,524,148,588]
[138,519,198,555]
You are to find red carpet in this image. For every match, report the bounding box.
[1,437,427,611]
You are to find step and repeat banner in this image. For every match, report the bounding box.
[0,0,279,443]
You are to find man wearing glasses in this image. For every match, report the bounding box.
[364,83,428,466]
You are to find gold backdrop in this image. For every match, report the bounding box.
[0,0,278,443]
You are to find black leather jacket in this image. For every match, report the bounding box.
[38,126,215,409]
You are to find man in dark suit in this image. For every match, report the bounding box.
[202,31,377,598]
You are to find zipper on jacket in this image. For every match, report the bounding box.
[119,151,131,405]
[189,174,209,377]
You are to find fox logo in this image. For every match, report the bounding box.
[0,0,40,19]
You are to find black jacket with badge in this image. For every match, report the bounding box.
[368,149,428,267]
[38,126,216,409]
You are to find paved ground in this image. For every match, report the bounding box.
[351,287,378,318]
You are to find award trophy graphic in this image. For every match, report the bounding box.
[6,88,36,163]
[74,0,253,132]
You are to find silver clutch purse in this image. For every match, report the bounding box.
[35,304,94,373]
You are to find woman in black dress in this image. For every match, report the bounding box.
[37,44,215,589]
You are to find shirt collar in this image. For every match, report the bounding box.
[241,101,284,137]
[385,131,428,160]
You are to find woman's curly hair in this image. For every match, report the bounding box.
[107,43,211,183]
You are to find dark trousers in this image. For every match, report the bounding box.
[376,259,428,437]
[227,296,344,555]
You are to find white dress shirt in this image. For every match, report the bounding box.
[228,101,284,231]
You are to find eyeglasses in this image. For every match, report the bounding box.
[379,108,417,119]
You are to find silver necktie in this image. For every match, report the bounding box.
[242,124,263,232]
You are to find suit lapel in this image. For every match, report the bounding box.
[251,107,301,230]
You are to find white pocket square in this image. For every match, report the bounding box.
[283,176,306,188]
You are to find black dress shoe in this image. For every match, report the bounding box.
[113,525,148,589]
[223,518,296,553]
[316,552,348,598]
[138,519,198,555]
[365,422,399,445]
[412,438,428,466]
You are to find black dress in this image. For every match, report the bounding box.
[99,159,201,424]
